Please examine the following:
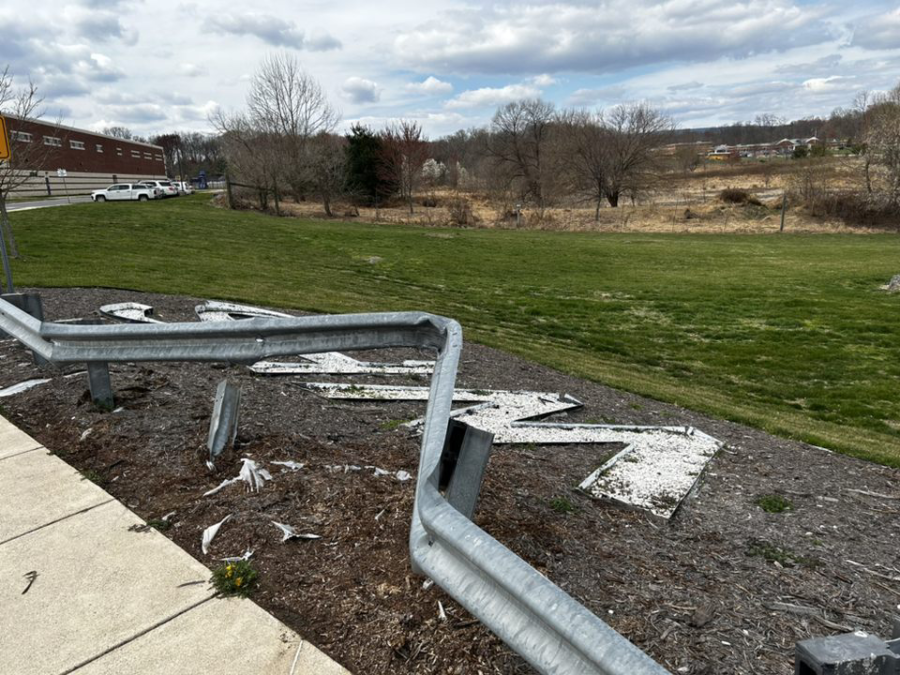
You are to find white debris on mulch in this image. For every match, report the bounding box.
[194,300,292,322]
[203,458,273,496]
[307,382,722,519]
[251,353,433,376]
[323,464,413,481]
[271,460,305,472]
[579,429,721,519]
[220,549,254,563]
[0,378,52,398]
[99,302,162,323]
[271,521,321,543]
[201,514,232,554]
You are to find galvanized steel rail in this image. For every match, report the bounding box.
[0,296,669,675]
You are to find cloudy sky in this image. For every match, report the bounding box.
[2,0,900,139]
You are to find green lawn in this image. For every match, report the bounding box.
[5,195,900,466]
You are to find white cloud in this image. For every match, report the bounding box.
[342,76,381,103]
[850,8,900,50]
[205,12,341,51]
[530,74,556,86]
[394,0,833,75]
[405,76,453,95]
[803,75,855,93]
[446,84,541,109]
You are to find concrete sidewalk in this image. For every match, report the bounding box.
[0,417,349,675]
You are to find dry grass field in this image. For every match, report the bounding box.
[276,156,882,234]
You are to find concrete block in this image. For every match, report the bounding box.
[0,449,111,543]
[796,631,900,674]
[0,501,214,675]
[75,596,350,675]
[0,418,42,459]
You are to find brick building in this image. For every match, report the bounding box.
[4,115,167,197]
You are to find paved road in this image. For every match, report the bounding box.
[7,196,92,212]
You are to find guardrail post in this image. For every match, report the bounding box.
[795,629,900,674]
[87,362,114,409]
[207,379,241,461]
[439,419,495,520]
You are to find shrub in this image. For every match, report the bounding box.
[755,494,792,513]
[211,560,259,597]
[718,188,762,206]
[549,495,576,514]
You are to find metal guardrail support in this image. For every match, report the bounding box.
[207,379,241,461]
[0,296,670,675]
[87,362,114,408]
[440,419,494,520]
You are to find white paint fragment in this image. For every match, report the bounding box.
[395,470,412,481]
[202,476,241,497]
[100,302,161,324]
[79,428,93,442]
[306,382,721,519]
[0,378,51,398]
[194,300,292,323]
[201,514,232,555]
[271,460,305,472]
[220,549,254,563]
[271,521,322,543]
[438,601,447,621]
[251,355,433,376]
[202,458,273,496]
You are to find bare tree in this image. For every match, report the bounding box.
[865,84,900,206]
[0,67,60,262]
[247,52,338,201]
[379,120,429,215]
[102,125,134,140]
[558,109,610,220]
[602,102,673,207]
[489,99,557,216]
[307,133,347,217]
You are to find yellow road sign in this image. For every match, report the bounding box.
[0,116,9,160]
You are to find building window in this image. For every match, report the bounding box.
[11,131,32,143]
[70,140,85,150]
[43,136,62,147]
[154,154,163,161]
[131,150,140,158]
[117,147,123,156]
[96,144,103,153]
[144,152,152,159]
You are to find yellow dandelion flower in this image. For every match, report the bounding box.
[235,577,243,587]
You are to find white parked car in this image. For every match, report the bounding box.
[173,181,194,195]
[91,183,160,202]
[139,180,179,198]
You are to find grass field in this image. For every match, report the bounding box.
[5,195,900,466]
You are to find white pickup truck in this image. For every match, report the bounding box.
[91,183,161,202]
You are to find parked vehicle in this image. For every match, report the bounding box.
[139,180,179,198]
[173,181,194,195]
[91,184,160,202]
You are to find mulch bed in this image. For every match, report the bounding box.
[2,287,899,674]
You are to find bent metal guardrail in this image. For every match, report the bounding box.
[0,297,669,675]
